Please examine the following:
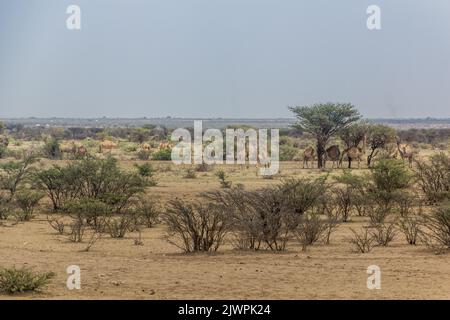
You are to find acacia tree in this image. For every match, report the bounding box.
[366,124,396,166]
[289,103,361,168]
[339,122,369,148]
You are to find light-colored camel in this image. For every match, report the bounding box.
[303,146,315,168]
[99,140,118,153]
[140,143,151,151]
[341,137,366,169]
[397,141,415,167]
[158,142,172,150]
[340,146,365,168]
[324,145,340,168]
[60,141,77,155]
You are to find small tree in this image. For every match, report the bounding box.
[216,170,231,188]
[134,163,157,186]
[14,190,44,221]
[42,138,62,160]
[332,171,366,222]
[366,125,396,166]
[339,122,368,148]
[0,155,37,201]
[290,103,361,168]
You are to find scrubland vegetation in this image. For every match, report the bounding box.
[0,106,449,298]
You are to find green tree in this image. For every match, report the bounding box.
[289,103,361,168]
[366,124,397,166]
[339,122,369,148]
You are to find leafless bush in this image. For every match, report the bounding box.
[162,199,231,253]
[414,153,450,204]
[83,231,102,252]
[419,205,450,254]
[295,213,326,251]
[397,215,421,245]
[203,186,263,250]
[322,203,342,244]
[395,191,421,217]
[107,215,133,238]
[367,203,392,225]
[349,227,375,253]
[370,222,397,246]
[47,215,66,235]
[136,199,160,228]
[68,218,85,242]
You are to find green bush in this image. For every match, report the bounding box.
[14,190,44,221]
[0,267,55,294]
[136,150,150,160]
[215,170,231,188]
[42,138,62,159]
[35,157,145,212]
[134,163,156,186]
[0,146,7,159]
[152,149,172,161]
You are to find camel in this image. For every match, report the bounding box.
[140,143,151,151]
[302,146,315,168]
[60,141,77,155]
[158,142,172,150]
[76,145,88,158]
[340,146,365,168]
[396,141,415,167]
[324,145,340,168]
[340,136,367,169]
[99,140,118,153]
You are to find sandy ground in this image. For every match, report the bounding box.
[1,160,450,300]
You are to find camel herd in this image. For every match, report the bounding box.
[302,140,416,169]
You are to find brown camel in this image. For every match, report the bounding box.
[76,145,88,158]
[303,146,315,168]
[324,145,340,168]
[99,140,118,153]
[396,141,415,167]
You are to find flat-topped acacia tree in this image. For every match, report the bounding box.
[289,103,361,168]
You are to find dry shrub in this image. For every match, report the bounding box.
[107,215,133,238]
[370,222,397,246]
[397,215,421,245]
[203,178,326,251]
[349,227,375,253]
[204,186,263,251]
[134,198,160,228]
[321,203,342,244]
[68,218,85,243]
[296,213,326,251]
[47,215,66,235]
[420,205,450,254]
[414,153,450,204]
[163,199,231,253]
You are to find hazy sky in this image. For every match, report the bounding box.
[0,0,449,118]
